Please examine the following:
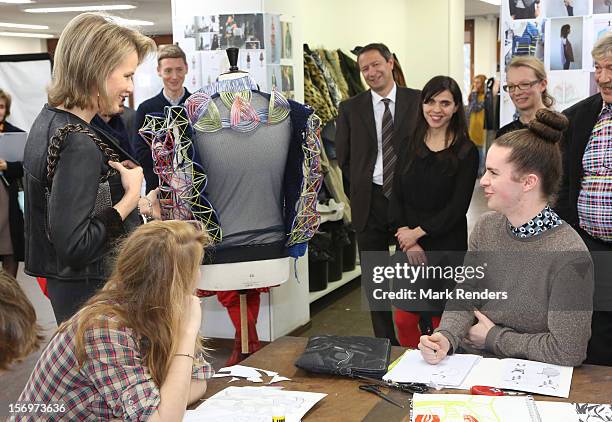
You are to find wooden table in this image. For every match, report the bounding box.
[203,336,612,421]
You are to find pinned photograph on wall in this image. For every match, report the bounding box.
[594,15,612,40]
[549,17,584,70]
[593,0,612,14]
[548,69,590,109]
[547,0,589,17]
[264,14,282,64]
[219,14,265,50]
[503,19,545,68]
[185,15,222,51]
[267,64,282,92]
[281,65,294,99]
[281,21,293,60]
[507,0,542,20]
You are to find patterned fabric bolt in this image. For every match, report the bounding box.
[381,98,396,198]
[578,104,612,243]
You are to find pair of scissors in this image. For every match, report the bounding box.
[355,374,430,394]
[359,384,405,408]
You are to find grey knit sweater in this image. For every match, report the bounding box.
[436,211,594,367]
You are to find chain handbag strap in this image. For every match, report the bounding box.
[46,123,121,187]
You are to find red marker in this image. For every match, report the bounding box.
[470,385,524,396]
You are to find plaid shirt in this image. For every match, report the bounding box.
[578,103,612,243]
[11,317,213,421]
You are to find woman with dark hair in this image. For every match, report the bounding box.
[561,24,574,70]
[419,110,593,367]
[0,88,25,277]
[391,76,478,347]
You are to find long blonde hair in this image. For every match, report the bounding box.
[61,220,210,386]
[48,13,155,111]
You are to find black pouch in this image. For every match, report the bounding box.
[294,335,391,378]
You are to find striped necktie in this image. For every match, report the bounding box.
[381,98,395,198]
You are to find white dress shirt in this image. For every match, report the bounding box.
[371,83,397,186]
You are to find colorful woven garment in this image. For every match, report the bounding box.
[138,106,222,242]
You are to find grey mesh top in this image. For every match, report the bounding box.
[194,93,291,249]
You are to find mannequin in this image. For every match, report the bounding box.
[141,48,322,364]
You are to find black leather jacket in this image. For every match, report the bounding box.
[23,105,140,281]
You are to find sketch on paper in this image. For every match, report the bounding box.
[548,70,590,110]
[186,386,326,422]
[500,358,572,396]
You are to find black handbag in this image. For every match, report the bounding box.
[44,123,120,243]
[294,335,391,378]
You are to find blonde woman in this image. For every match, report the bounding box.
[497,56,554,137]
[23,13,158,323]
[14,221,213,421]
[466,74,487,176]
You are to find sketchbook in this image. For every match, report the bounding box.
[455,357,573,398]
[410,393,542,422]
[383,350,573,398]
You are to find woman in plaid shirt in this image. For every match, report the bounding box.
[13,220,214,421]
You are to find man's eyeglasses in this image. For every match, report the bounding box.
[502,80,541,93]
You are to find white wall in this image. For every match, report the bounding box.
[473,15,498,78]
[0,36,46,55]
[299,0,465,92]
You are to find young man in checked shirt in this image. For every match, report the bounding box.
[560,33,612,366]
[12,221,214,421]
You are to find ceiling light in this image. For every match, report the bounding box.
[0,31,54,38]
[23,3,137,13]
[110,17,154,26]
[0,1,35,4]
[0,22,49,30]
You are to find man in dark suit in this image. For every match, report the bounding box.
[133,44,191,192]
[560,33,612,366]
[336,43,420,345]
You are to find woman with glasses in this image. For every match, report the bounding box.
[497,56,554,138]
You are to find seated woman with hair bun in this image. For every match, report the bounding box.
[419,109,594,367]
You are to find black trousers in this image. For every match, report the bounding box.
[47,277,106,324]
[357,184,399,346]
[578,229,612,366]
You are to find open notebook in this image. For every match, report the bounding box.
[384,350,573,398]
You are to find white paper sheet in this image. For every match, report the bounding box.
[184,386,326,422]
[212,364,271,379]
[0,132,28,162]
[536,402,580,422]
[383,350,481,387]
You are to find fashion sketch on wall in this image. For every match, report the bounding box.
[593,0,612,14]
[281,21,293,60]
[507,0,542,20]
[546,0,589,17]
[264,14,281,65]
[547,69,590,110]
[549,17,584,70]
